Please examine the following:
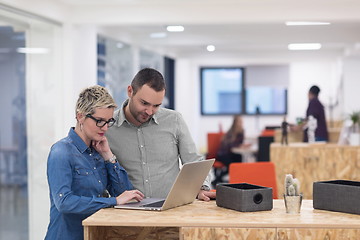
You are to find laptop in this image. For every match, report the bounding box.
[114,158,215,211]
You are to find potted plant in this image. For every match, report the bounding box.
[284,174,302,213]
[349,111,360,145]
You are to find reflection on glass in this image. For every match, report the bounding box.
[97,35,133,106]
[0,26,28,239]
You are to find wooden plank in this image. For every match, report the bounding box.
[277,228,360,240]
[85,226,179,240]
[181,227,276,240]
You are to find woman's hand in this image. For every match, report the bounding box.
[116,190,145,205]
[92,137,113,160]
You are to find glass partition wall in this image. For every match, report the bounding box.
[0,4,62,240]
[0,16,27,240]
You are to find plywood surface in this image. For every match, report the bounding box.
[84,226,179,240]
[181,227,276,240]
[277,228,360,240]
[83,200,360,229]
[271,143,360,199]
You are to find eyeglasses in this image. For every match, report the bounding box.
[86,114,116,128]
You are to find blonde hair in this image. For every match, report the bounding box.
[75,85,117,116]
[227,115,244,141]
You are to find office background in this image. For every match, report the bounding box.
[0,1,360,239]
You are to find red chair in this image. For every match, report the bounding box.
[229,162,278,199]
[206,132,226,186]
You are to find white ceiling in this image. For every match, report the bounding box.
[5,0,360,61]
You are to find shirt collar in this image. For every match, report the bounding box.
[115,99,159,127]
[68,127,89,154]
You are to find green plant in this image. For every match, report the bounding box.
[284,174,300,196]
[349,111,360,125]
[349,111,360,133]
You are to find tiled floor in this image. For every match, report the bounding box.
[0,185,28,240]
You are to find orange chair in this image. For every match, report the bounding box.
[206,132,225,159]
[229,162,278,199]
[206,132,226,186]
[260,129,275,137]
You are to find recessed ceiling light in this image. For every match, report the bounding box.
[207,45,215,52]
[166,25,184,32]
[150,32,167,38]
[285,21,331,26]
[288,43,322,50]
[16,47,49,54]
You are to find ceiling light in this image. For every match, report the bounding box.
[285,21,330,26]
[16,47,49,54]
[166,25,184,32]
[150,32,167,38]
[207,45,215,52]
[288,43,322,50]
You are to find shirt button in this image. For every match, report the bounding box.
[59,193,63,197]
[86,172,88,175]
[89,154,92,156]
[98,180,101,183]
[140,145,143,148]
[143,162,146,165]
[137,129,140,132]
[145,180,149,183]
[94,167,96,170]
[98,194,101,197]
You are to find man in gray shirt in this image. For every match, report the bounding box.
[106,68,215,201]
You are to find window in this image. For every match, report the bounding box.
[200,65,288,115]
[201,67,244,115]
[246,86,287,115]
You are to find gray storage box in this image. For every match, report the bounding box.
[216,183,273,212]
[313,180,360,215]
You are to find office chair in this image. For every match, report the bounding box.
[229,162,278,199]
[206,132,226,187]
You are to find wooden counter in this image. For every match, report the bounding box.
[83,200,360,240]
[274,128,341,143]
[271,142,360,199]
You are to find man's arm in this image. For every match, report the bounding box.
[175,112,214,200]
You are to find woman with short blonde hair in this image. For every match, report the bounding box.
[45,85,144,240]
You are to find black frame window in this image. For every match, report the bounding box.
[200,67,245,115]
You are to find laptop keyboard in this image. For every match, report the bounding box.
[141,200,165,208]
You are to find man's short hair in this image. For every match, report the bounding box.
[131,68,166,95]
[309,85,320,96]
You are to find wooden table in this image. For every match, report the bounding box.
[83,200,360,240]
[271,142,360,199]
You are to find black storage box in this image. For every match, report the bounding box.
[313,180,360,215]
[216,183,273,212]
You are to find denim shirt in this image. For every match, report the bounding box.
[45,128,133,240]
